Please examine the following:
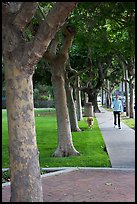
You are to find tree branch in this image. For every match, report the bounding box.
[10,2,23,12]
[37,4,46,20]
[2,3,11,24]
[43,32,59,62]
[13,2,38,31]
[66,59,78,74]
[23,2,77,67]
[43,50,55,62]
[60,25,76,56]
[2,2,10,14]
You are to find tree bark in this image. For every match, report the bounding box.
[101,87,104,106]
[65,59,81,131]
[2,2,77,202]
[129,77,134,118]
[65,81,81,132]
[51,64,80,157]
[75,76,83,120]
[44,25,80,156]
[125,69,129,116]
[84,92,89,105]
[4,58,43,202]
[88,91,100,113]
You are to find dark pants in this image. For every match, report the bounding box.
[113,111,121,127]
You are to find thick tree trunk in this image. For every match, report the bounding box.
[3,2,78,202]
[88,92,100,113]
[93,92,100,113]
[51,66,80,157]
[84,102,94,117]
[44,24,80,157]
[66,82,81,132]
[5,60,43,202]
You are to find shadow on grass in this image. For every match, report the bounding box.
[79,127,94,132]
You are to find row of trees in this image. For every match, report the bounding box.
[68,2,135,116]
[33,2,135,116]
[2,2,135,202]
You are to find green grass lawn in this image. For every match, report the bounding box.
[121,116,135,130]
[2,109,111,168]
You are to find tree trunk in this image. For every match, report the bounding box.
[125,69,129,116]
[129,77,134,118]
[75,76,83,121]
[5,59,43,202]
[107,80,111,108]
[65,82,81,132]
[88,92,100,113]
[51,65,80,157]
[106,92,111,108]
[84,102,94,117]
[104,90,107,106]
[2,2,78,202]
[84,92,89,105]
[106,92,109,108]
[44,24,80,156]
[101,87,104,106]
[93,92,100,113]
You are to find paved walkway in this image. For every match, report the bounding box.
[2,107,135,202]
[95,106,135,169]
[2,168,135,202]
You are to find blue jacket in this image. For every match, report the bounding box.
[112,99,123,112]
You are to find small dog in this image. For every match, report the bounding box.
[87,117,94,128]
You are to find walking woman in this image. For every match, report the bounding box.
[112,94,123,129]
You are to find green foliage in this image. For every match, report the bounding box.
[23,2,54,41]
[2,110,111,168]
[24,27,33,41]
[2,170,10,183]
[3,2,132,97]
[33,84,53,100]
[33,58,52,86]
[70,45,88,70]
[67,2,134,95]
[39,95,49,100]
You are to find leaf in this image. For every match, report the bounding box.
[105,182,112,186]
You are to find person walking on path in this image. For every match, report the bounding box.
[112,94,123,129]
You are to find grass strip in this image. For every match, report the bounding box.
[2,109,111,168]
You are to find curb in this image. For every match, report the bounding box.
[2,167,134,187]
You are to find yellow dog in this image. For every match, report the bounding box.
[87,116,94,128]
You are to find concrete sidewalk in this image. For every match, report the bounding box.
[2,107,135,202]
[95,106,135,169]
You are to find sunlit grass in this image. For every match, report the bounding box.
[2,109,111,168]
[121,117,135,130]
